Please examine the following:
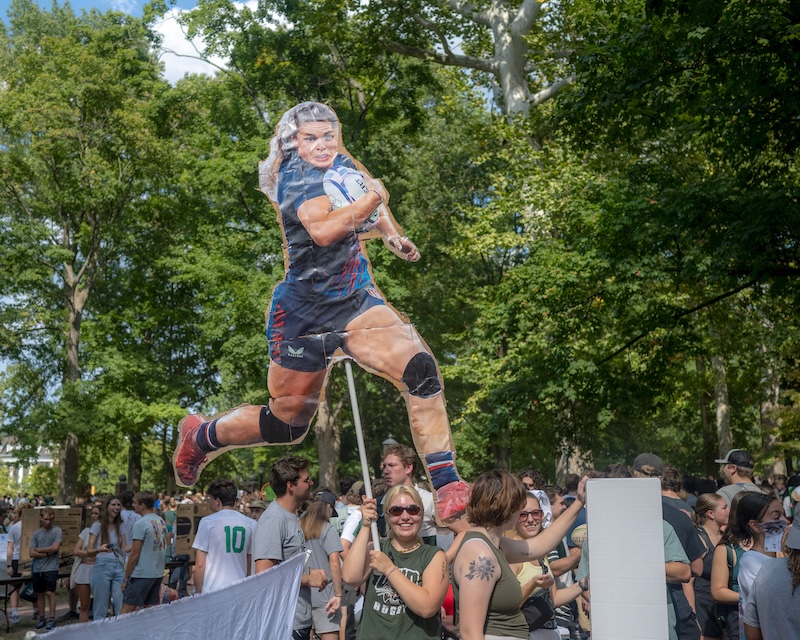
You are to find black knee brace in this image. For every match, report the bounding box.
[402,352,442,398]
[259,406,309,443]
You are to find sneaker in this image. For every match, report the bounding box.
[9,612,19,624]
[35,618,47,630]
[46,618,56,631]
[173,413,209,487]
[58,610,79,621]
[435,479,471,523]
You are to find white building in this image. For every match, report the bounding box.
[0,436,55,484]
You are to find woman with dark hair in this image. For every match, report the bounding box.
[693,493,728,640]
[730,493,785,638]
[711,492,749,640]
[451,471,586,640]
[301,498,344,640]
[174,101,469,524]
[343,484,448,640]
[509,491,585,640]
[742,515,800,639]
[88,495,127,619]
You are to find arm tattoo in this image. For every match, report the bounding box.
[441,558,448,582]
[466,556,495,581]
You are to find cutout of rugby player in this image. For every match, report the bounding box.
[173,102,469,524]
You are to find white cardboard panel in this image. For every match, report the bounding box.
[586,478,668,640]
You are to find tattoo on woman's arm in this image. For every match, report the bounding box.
[466,556,495,581]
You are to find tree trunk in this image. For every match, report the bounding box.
[696,356,715,477]
[314,379,342,492]
[162,424,176,494]
[492,14,530,117]
[760,348,782,479]
[128,433,143,493]
[492,435,510,470]
[711,354,731,457]
[58,276,88,505]
[56,432,79,505]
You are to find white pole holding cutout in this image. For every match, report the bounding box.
[344,360,380,551]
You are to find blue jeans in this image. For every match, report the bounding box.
[92,555,124,619]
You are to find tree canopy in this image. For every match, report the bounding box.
[2,0,799,500]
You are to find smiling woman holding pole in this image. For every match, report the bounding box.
[342,485,449,640]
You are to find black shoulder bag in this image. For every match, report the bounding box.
[520,559,556,631]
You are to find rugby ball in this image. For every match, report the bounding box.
[323,166,380,233]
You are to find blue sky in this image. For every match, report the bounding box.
[0,0,199,18]
[0,0,231,83]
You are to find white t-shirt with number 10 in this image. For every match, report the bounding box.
[192,509,256,593]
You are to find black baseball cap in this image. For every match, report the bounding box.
[714,449,755,468]
[314,490,337,510]
[633,453,664,477]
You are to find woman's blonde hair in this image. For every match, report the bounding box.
[694,493,725,527]
[300,501,331,541]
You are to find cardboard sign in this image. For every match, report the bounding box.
[586,478,668,640]
[19,506,84,574]
[174,502,212,560]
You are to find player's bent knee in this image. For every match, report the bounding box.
[259,406,309,443]
[402,352,442,398]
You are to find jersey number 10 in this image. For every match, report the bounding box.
[224,526,246,553]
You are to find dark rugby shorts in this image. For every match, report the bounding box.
[267,282,385,371]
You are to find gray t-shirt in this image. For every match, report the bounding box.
[742,557,800,638]
[254,501,309,629]
[306,522,343,608]
[716,482,761,507]
[89,521,123,561]
[31,525,62,573]
[130,513,167,578]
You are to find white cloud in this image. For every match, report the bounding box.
[110,0,139,14]
[152,8,227,85]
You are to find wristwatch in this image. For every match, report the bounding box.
[578,578,589,592]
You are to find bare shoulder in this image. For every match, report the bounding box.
[454,537,499,584]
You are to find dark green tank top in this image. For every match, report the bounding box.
[357,539,443,640]
[452,531,528,638]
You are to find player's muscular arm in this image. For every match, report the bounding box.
[298,180,384,247]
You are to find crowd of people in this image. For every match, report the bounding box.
[2,446,799,639]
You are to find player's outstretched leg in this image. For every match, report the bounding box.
[173,403,311,487]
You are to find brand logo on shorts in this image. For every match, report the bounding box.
[287,346,305,358]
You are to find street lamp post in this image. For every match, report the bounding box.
[258,462,266,490]
[382,434,399,447]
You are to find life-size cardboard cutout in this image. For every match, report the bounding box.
[173,102,469,524]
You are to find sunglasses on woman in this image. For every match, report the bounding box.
[386,504,422,517]
[518,509,544,522]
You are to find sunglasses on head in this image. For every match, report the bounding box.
[386,504,422,517]
[518,509,544,522]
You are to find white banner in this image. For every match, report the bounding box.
[48,554,304,640]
